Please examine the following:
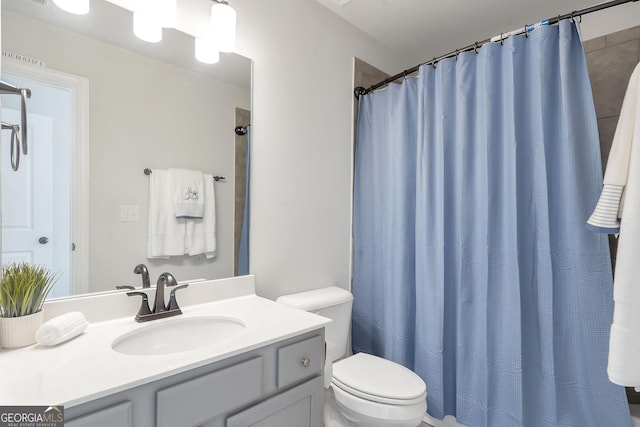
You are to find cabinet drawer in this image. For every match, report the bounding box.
[156,356,263,427]
[66,401,132,427]
[277,335,323,389]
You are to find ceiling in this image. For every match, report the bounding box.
[315,0,609,66]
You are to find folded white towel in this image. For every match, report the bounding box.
[169,168,205,219]
[186,173,217,258]
[35,312,88,346]
[148,169,187,258]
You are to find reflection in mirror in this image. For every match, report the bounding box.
[1,0,251,298]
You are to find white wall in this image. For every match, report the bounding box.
[230,0,403,300]
[2,11,250,292]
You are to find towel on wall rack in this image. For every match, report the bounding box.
[169,168,205,219]
[186,173,217,259]
[147,169,187,258]
[147,168,217,259]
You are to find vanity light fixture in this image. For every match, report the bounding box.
[133,11,162,43]
[159,0,177,28]
[53,0,89,15]
[195,35,220,64]
[210,0,237,53]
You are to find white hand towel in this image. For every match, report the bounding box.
[169,168,205,219]
[148,169,187,258]
[35,312,88,346]
[186,173,217,258]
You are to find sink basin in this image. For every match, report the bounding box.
[111,316,245,356]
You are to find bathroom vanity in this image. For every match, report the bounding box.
[0,276,329,427]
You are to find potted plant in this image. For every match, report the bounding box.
[0,262,56,348]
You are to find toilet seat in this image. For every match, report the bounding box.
[330,353,427,424]
[330,382,426,424]
[332,377,425,406]
[332,353,427,404]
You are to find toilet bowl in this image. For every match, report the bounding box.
[330,353,427,426]
[277,287,427,427]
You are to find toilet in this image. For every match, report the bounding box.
[277,286,427,427]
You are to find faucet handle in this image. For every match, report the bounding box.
[127,291,152,321]
[116,285,136,291]
[167,284,189,311]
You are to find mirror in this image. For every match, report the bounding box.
[1,0,252,297]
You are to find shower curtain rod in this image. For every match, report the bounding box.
[354,0,639,97]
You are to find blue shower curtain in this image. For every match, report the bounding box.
[352,20,630,427]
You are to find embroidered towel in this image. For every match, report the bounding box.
[147,169,187,258]
[169,168,205,219]
[587,62,640,386]
[186,173,217,258]
[35,312,89,346]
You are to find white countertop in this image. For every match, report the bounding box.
[0,282,330,407]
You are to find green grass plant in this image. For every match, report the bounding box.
[0,262,56,318]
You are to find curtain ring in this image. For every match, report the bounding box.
[474,42,479,53]
[500,33,504,45]
[576,14,582,23]
[455,49,460,60]
[524,25,529,38]
[570,12,575,23]
[432,57,437,69]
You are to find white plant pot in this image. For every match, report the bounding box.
[0,311,44,348]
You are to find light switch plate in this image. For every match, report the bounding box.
[121,205,140,222]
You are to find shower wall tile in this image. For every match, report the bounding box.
[353,57,390,137]
[583,37,605,53]
[586,39,639,118]
[234,108,251,275]
[606,25,640,48]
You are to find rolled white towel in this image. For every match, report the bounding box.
[35,312,89,346]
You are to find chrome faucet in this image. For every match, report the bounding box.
[133,263,151,288]
[127,272,188,322]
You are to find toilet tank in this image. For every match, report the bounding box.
[276,286,353,364]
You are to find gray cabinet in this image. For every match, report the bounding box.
[65,401,132,427]
[64,330,324,427]
[226,377,323,427]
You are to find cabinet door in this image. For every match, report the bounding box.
[226,377,323,427]
[157,356,263,427]
[65,401,132,427]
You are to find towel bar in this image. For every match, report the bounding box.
[143,168,226,182]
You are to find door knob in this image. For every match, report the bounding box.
[38,236,49,244]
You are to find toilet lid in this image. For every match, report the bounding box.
[332,353,426,402]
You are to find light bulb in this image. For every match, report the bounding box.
[195,37,220,64]
[211,1,236,53]
[159,0,176,28]
[133,12,162,43]
[53,0,89,15]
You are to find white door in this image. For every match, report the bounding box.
[1,70,76,298]
[1,108,54,268]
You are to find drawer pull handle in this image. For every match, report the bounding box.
[301,357,311,368]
